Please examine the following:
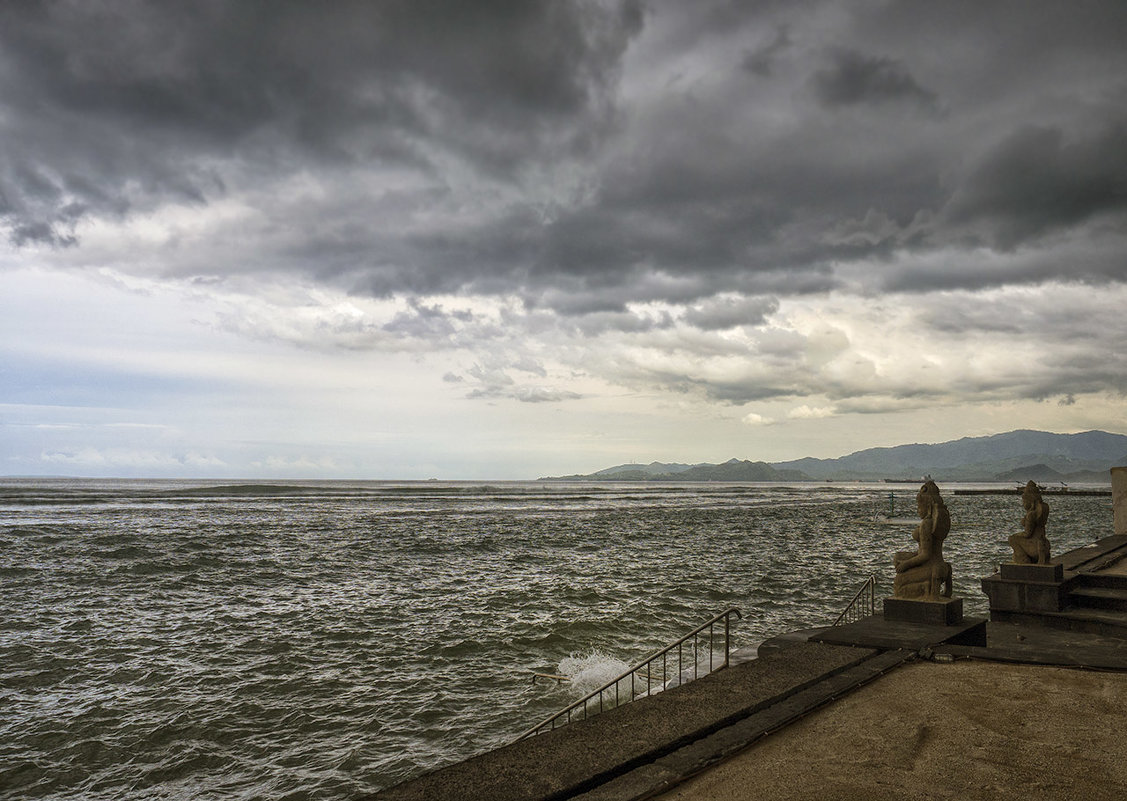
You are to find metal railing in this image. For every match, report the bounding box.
[833,574,876,626]
[515,607,741,741]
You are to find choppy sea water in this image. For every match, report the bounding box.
[0,479,1113,799]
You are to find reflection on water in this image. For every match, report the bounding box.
[0,479,1113,798]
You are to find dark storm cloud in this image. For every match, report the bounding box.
[741,26,792,78]
[943,123,1127,250]
[3,0,1126,313]
[0,0,642,242]
[811,49,938,109]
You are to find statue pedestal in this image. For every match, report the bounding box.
[982,562,1067,613]
[883,597,963,626]
[999,562,1063,583]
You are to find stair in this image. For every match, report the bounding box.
[1069,585,1127,613]
[1071,571,1127,591]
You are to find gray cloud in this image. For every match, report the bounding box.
[382,300,473,340]
[461,359,579,403]
[570,309,673,337]
[683,296,779,330]
[513,386,583,403]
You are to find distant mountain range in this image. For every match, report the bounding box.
[540,429,1127,483]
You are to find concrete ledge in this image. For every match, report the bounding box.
[883,596,963,625]
[1058,534,1127,572]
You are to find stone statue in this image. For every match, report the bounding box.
[1009,480,1050,564]
[893,480,953,599]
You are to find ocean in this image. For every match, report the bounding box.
[0,478,1113,799]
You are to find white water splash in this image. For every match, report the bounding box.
[557,651,630,693]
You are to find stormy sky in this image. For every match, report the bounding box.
[2,0,1126,478]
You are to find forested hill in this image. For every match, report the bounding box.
[541,430,1127,482]
[542,458,809,482]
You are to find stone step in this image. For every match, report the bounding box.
[1071,571,1127,591]
[1069,585,1127,612]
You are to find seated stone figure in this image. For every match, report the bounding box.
[893,480,953,599]
[1009,480,1051,564]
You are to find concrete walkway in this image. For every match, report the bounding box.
[653,660,1127,801]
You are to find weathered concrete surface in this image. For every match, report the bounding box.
[654,660,1127,801]
[364,642,875,801]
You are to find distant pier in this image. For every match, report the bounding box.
[953,488,1110,496]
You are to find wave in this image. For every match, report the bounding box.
[157,484,324,498]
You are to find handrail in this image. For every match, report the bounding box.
[832,574,876,626]
[515,607,741,741]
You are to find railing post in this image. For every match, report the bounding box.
[724,612,730,668]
